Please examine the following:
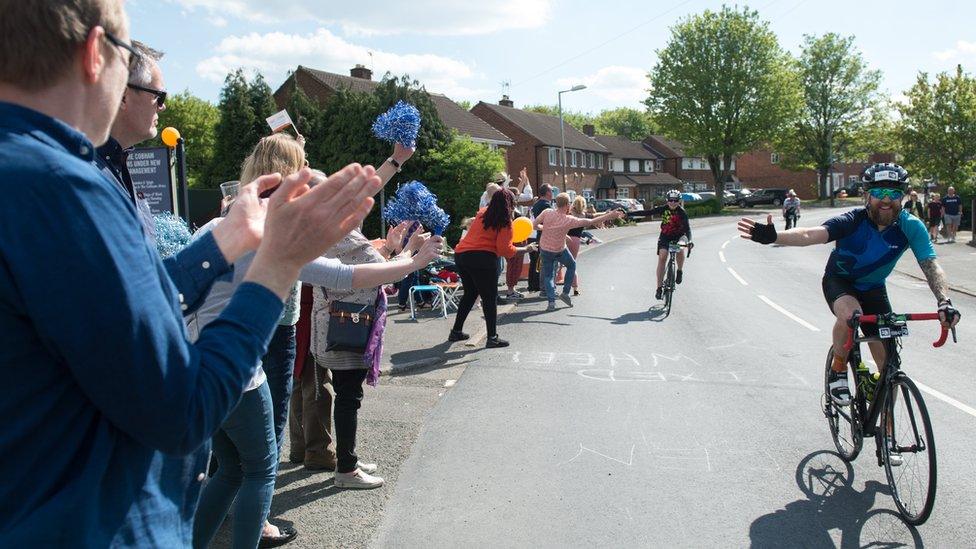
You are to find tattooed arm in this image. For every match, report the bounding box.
[919,258,949,304]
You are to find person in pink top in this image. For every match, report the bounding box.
[534,193,624,310]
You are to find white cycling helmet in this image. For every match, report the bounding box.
[665,189,682,200]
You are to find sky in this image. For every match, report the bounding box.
[130,0,976,115]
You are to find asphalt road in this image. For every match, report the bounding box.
[372,209,976,548]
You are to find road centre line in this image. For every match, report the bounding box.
[719,251,726,263]
[757,295,820,332]
[721,240,730,250]
[727,267,748,286]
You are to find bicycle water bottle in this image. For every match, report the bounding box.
[855,362,874,401]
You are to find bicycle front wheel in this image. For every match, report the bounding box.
[881,375,937,525]
[663,260,675,316]
[823,348,862,461]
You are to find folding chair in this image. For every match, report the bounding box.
[409,284,447,320]
[432,282,461,312]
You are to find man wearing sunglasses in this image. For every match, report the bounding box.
[739,163,960,406]
[627,188,694,300]
[95,40,166,238]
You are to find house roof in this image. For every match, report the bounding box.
[593,135,656,160]
[474,102,607,152]
[646,134,688,158]
[289,66,513,145]
[621,173,682,186]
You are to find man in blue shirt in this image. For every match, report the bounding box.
[0,2,382,546]
[739,163,960,406]
[941,186,963,243]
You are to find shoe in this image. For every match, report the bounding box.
[655,287,663,300]
[259,526,298,548]
[334,469,385,489]
[356,461,378,475]
[884,438,903,467]
[573,289,580,296]
[506,290,525,299]
[558,293,573,308]
[676,270,683,284]
[485,335,510,348]
[827,369,852,406]
[547,301,556,311]
[448,330,470,342]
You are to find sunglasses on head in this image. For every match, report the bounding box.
[103,30,141,73]
[127,83,166,107]
[867,187,904,201]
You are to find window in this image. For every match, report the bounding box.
[771,152,780,164]
[644,160,654,172]
[618,187,630,198]
[628,160,640,172]
[588,152,595,168]
[681,158,692,170]
[611,159,624,172]
[570,150,577,167]
[597,155,604,169]
[548,147,559,166]
[655,160,663,171]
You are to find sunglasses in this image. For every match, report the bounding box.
[127,83,167,107]
[103,30,141,73]
[868,188,904,201]
[666,198,679,203]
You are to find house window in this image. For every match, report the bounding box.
[611,158,624,172]
[597,155,604,169]
[618,187,630,198]
[681,158,692,170]
[628,159,639,172]
[771,152,780,164]
[548,147,559,166]
[655,160,663,171]
[644,160,654,172]
[588,152,595,168]
[570,150,577,167]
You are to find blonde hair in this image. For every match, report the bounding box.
[0,0,127,91]
[240,133,306,183]
[571,196,587,215]
[554,192,571,208]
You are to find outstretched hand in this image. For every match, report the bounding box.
[737,214,777,245]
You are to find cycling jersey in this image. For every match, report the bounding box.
[629,205,692,240]
[823,208,935,290]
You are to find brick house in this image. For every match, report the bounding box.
[736,149,897,200]
[272,65,514,149]
[589,131,681,201]
[470,97,608,197]
[643,135,739,192]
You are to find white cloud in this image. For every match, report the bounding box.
[207,15,228,27]
[933,40,976,62]
[556,66,649,107]
[171,0,551,35]
[196,28,480,99]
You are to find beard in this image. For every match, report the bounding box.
[867,199,901,226]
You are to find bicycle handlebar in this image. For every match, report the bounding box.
[844,312,953,351]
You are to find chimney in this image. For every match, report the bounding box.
[499,94,514,107]
[582,124,595,137]
[350,64,372,80]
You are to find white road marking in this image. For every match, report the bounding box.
[719,251,727,263]
[727,267,748,286]
[757,295,820,332]
[913,380,976,419]
[721,240,730,250]
[444,379,456,388]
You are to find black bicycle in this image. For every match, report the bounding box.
[823,311,956,525]
[661,241,691,317]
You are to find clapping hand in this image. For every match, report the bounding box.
[412,235,444,266]
[404,222,429,254]
[385,220,413,254]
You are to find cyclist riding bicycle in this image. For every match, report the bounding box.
[627,189,694,300]
[738,163,960,406]
[783,189,801,230]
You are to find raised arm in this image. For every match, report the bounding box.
[738,214,829,246]
[375,142,415,189]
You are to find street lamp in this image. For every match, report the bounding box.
[558,84,587,188]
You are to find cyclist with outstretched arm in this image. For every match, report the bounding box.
[627,189,694,300]
[738,163,960,406]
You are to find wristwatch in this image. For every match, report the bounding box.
[386,157,401,173]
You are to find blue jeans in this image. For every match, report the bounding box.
[193,382,277,549]
[540,249,576,302]
[262,324,296,461]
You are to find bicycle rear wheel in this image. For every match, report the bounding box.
[823,348,862,461]
[881,375,937,525]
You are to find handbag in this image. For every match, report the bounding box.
[321,288,376,353]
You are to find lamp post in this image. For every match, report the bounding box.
[558,84,586,188]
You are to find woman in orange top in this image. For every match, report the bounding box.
[450,190,537,347]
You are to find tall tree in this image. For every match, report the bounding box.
[593,107,657,140]
[247,72,278,139]
[775,33,883,202]
[208,69,259,185]
[898,65,976,193]
[152,91,219,187]
[284,84,321,140]
[646,6,800,200]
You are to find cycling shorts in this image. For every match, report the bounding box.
[822,275,891,337]
[657,235,683,253]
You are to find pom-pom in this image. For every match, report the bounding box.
[153,213,192,258]
[383,180,450,236]
[372,100,421,148]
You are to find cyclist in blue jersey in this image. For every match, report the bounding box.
[738,163,961,405]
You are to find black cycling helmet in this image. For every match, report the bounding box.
[860,163,909,190]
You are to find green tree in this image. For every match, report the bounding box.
[775,33,883,201]
[455,99,473,111]
[284,84,321,139]
[208,69,259,185]
[593,107,657,140]
[898,65,976,193]
[247,72,278,139]
[152,91,218,187]
[646,6,801,201]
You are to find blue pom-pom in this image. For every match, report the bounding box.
[383,180,450,236]
[372,100,421,148]
[153,213,192,258]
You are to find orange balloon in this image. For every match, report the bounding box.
[511,217,532,242]
[161,127,181,148]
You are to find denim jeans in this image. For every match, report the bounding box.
[193,382,277,549]
[540,248,576,302]
[262,324,296,461]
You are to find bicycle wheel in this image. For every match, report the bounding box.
[823,348,862,461]
[663,260,675,316]
[881,375,937,525]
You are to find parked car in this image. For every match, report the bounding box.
[588,198,623,212]
[614,198,642,211]
[697,191,716,201]
[681,192,703,202]
[728,188,751,205]
[738,188,789,207]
